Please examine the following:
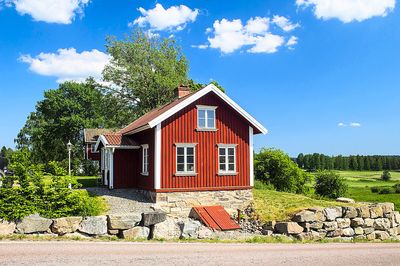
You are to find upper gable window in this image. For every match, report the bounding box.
[197,105,217,130]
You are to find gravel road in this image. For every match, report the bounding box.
[0,242,399,266]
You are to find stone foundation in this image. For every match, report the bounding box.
[140,189,253,217]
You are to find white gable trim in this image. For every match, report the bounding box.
[94,135,109,152]
[148,84,268,134]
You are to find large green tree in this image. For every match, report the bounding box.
[16,79,132,163]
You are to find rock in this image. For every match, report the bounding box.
[122,226,150,239]
[370,205,383,219]
[364,218,374,228]
[375,231,390,240]
[141,211,167,226]
[387,228,398,237]
[326,229,343,237]
[336,197,355,203]
[78,216,107,236]
[179,219,201,239]
[366,232,376,240]
[295,231,321,241]
[373,218,391,230]
[393,211,400,224]
[262,221,276,231]
[323,221,338,231]
[354,235,366,240]
[63,232,90,239]
[308,208,326,222]
[363,227,374,235]
[351,218,364,227]
[378,203,395,214]
[324,207,342,221]
[51,217,82,235]
[275,222,304,235]
[343,207,358,219]
[261,229,273,236]
[152,218,181,240]
[310,221,324,230]
[107,214,142,230]
[336,218,351,228]
[108,229,119,235]
[357,206,371,218]
[16,214,53,234]
[0,220,16,235]
[354,227,363,235]
[198,226,213,239]
[292,210,316,223]
[298,222,311,232]
[342,228,355,237]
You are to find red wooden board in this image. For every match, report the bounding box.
[192,206,241,231]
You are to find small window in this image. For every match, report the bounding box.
[141,144,149,175]
[91,144,98,153]
[176,144,196,175]
[218,145,236,175]
[197,106,216,130]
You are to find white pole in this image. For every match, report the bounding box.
[68,148,71,176]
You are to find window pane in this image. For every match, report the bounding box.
[228,148,234,156]
[228,164,235,171]
[219,163,226,171]
[219,148,225,156]
[177,147,184,155]
[219,155,226,164]
[198,118,206,128]
[187,164,194,172]
[198,109,206,119]
[187,147,194,155]
[187,155,194,164]
[177,164,184,172]
[207,118,215,128]
[177,155,184,164]
[228,155,234,163]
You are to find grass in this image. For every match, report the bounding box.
[76,176,99,188]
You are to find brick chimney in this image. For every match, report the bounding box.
[175,85,191,99]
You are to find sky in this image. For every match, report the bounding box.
[0,0,399,156]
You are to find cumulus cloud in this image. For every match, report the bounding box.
[3,0,90,24]
[202,15,298,54]
[19,48,110,82]
[131,3,198,31]
[286,36,298,48]
[296,0,396,23]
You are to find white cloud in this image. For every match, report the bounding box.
[5,0,90,24]
[132,3,198,31]
[272,15,299,31]
[19,48,110,82]
[296,0,396,23]
[203,16,299,54]
[350,122,361,127]
[338,122,346,127]
[286,36,298,48]
[191,44,208,49]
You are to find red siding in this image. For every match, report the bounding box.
[160,91,250,191]
[86,144,101,161]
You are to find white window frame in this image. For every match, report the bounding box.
[175,143,196,176]
[197,105,217,131]
[141,144,149,176]
[218,144,237,175]
[91,143,98,153]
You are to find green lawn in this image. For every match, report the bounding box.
[76,176,99,188]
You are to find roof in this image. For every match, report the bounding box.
[94,133,140,151]
[119,84,268,135]
[191,206,241,231]
[84,128,117,143]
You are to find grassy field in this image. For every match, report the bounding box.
[76,176,99,187]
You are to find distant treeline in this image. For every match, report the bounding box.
[296,153,400,171]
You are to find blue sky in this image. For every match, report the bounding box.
[0,0,399,156]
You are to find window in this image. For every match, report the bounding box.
[218,145,236,175]
[91,144,98,153]
[176,144,196,175]
[141,144,149,175]
[197,106,216,130]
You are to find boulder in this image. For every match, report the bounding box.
[323,207,342,221]
[393,211,400,224]
[152,218,181,240]
[378,203,395,214]
[363,227,375,235]
[370,205,383,219]
[122,226,150,239]
[366,232,376,240]
[198,226,213,239]
[336,218,351,228]
[274,222,303,235]
[295,231,321,241]
[261,229,273,236]
[350,218,364,227]
[364,218,374,228]
[107,214,142,230]
[78,216,107,236]
[387,228,398,237]
[357,206,371,218]
[292,210,316,223]
[262,221,276,231]
[336,197,355,203]
[354,235,366,240]
[354,227,363,235]
[0,220,16,235]
[323,221,338,231]
[108,229,119,235]
[141,211,167,227]
[51,217,82,235]
[342,227,355,237]
[16,214,52,234]
[373,218,391,230]
[308,208,326,222]
[309,221,324,230]
[375,231,390,240]
[343,207,358,219]
[179,219,201,239]
[298,222,311,232]
[327,229,343,237]
[63,232,91,239]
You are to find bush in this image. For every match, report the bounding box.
[371,186,380,193]
[395,184,400,194]
[314,170,348,199]
[379,188,392,194]
[81,160,99,176]
[254,148,311,194]
[381,170,391,181]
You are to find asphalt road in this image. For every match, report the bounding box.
[0,242,399,266]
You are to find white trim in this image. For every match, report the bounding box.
[90,143,99,153]
[197,105,216,130]
[109,148,114,189]
[141,144,149,176]
[154,123,161,189]
[218,144,237,175]
[175,143,196,175]
[148,84,268,134]
[249,126,254,187]
[196,105,218,110]
[94,135,109,152]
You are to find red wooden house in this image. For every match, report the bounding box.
[83,128,116,162]
[95,84,267,205]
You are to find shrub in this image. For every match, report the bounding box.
[379,188,392,194]
[314,170,348,199]
[395,185,400,194]
[81,160,99,176]
[381,170,391,181]
[371,186,380,193]
[254,148,311,194]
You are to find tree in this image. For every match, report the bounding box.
[314,170,348,198]
[381,170,391,181]
[254,148,310,194]
[296,153,304,168]
[0,147,13,169]
[16,79,131,164]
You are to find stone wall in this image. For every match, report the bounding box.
[259,203,400,241]
[145,189,253,217]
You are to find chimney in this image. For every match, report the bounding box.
[175,85,191,99]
